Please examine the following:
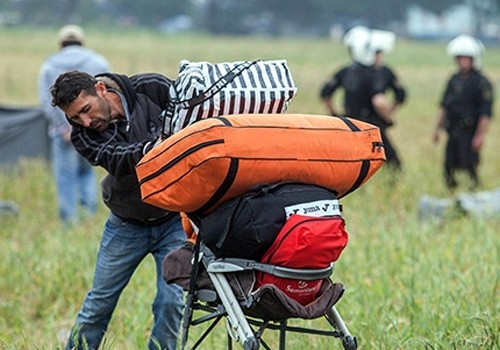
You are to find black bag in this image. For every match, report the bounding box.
[190,182,341,259]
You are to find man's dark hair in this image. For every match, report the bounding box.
[51,71,98,109]
[61,40,83,48]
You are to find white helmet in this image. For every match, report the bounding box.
[446,35,484,69]
[370,29,396,53]
[343,26,370,47]
[343,26,396,66]
[343,26,376,66]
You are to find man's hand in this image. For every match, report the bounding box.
[63,129,72,143]
[372,93,393,124]
[432,128,441,144]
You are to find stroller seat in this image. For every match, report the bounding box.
[163,241,358,350]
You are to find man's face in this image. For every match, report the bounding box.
[63,83,113,132]
[456,56,473,73]
[375,51,384,68]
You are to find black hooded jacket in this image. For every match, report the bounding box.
[321,63,383,124]
[69,72,174,221]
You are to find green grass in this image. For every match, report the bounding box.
[0,27,499,349]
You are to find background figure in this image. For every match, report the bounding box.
[51,71,185,350]
[433,35,494,191]
[320,26,406,170]
[38,25,111,224]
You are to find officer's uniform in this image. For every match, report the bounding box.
[440,69,493,188]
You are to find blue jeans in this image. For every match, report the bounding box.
[51,135,98,223]
[65,213,186,350]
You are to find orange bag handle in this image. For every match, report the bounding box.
[180,211,197,244]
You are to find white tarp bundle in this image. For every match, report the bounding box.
[419,188,500,220]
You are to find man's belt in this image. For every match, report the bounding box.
[458,117,475,130]
[117,213,174,227]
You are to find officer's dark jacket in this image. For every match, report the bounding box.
[441,69,493,132]
[321,63,386,126]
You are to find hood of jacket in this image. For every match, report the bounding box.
[95,72,138,112]
[45,45,106,72]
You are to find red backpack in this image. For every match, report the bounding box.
[256,214,348,305]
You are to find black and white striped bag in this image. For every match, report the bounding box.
[162,59,297,136]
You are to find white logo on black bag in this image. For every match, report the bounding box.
[285,199,341,218]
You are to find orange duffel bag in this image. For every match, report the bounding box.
[136,113,386,214]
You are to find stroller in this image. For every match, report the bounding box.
[136,65,384,350]
[163,203,358,350]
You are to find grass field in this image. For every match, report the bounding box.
[0,27,499,349]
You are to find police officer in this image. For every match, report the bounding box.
[320,26,405,170]
[433,35,494,190]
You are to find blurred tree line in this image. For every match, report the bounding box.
[0,0,498,36]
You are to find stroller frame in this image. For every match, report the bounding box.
[179,239,358,350]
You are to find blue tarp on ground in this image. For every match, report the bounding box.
[0,106,49,165]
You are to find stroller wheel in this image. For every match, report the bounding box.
[342,335,358,350]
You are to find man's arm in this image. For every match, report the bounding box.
[71,124,155,177]
[432,107,447,144]
[385,66,406,109]
[433,76,455,144]
[472,77,494,151]
[320,68,345,116]
[322,97,337,116]
[389,79,406,115]
[472,114,491,151]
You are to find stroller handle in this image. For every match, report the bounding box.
[206,258,334,280]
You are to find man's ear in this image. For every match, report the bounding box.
[95,81,107,97]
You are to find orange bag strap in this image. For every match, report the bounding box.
[180,211,197,244]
